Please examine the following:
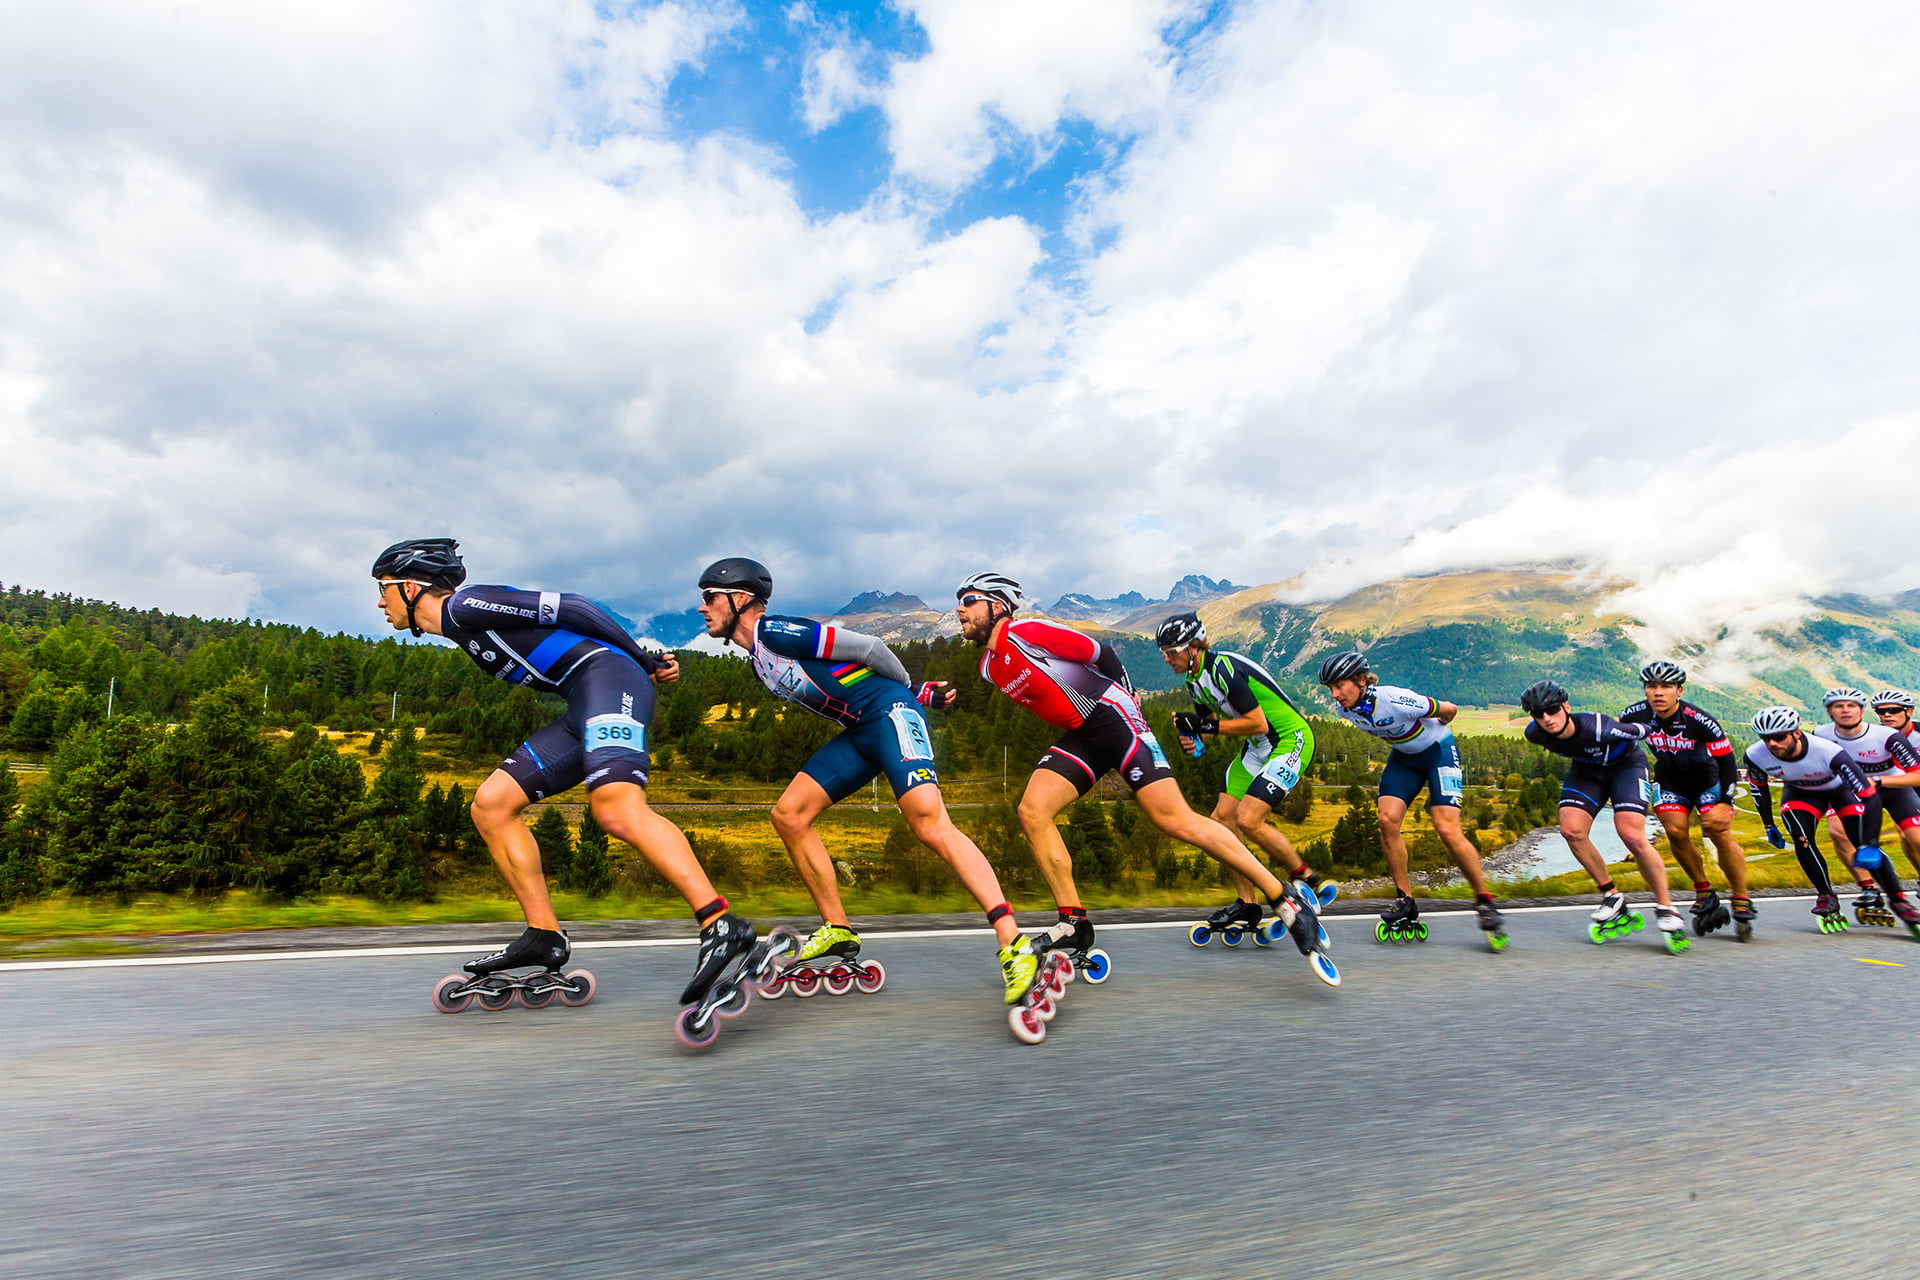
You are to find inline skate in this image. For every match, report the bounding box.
[674,923,800,1051]
[1689,890,1731,937]
[1853,886,1894,929]
[1007,942,1077,1045]
[1587,890,1644,944]
[431,926,596,1013]
[1888,893,1920,942]
[1476,896,1509,953]
[1190,899,1266,949]
[1033,914,1112,983]
[1812,893,1850,935]
[1730,896,1756,943]
[1278,886,1340,987]
[1654,904,1692,954]
[758,923,887,999]
[1376,893,1427,944]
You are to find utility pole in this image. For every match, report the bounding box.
[1002,745,1008,797]
[390,691,398,721]
[106,677,115,720]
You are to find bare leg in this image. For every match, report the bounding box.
[470,771,562,931]
[1698,804,1748,898]
[1557,806,1613,886]
[1379,795,1415,895]
[898,784,1020,946]
[1233,794,1309,877]
[1901,824,1920,879]
[1134,778,1285,900]
[1430,805,1489,895]
[1658,809,1712,888]
[769,774,849,925]
[1616,809,1673,907]
[587,781,721,909]
[1209,794,1263,901]
[1017,770,1088,910]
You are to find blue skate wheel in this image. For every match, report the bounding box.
[1221,927,1243,947]
[1316,881,1339,907]
[1188,923,1212,947]
[1080,949,1111,983]
[1308,951,1341,988]
[1252,925,1272,948]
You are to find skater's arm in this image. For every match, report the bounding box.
[550,594,662,674]
[813,626,911,687]
[1091,640,1134,698]
[1433,700,1460,725]
[1879,733,1920,788]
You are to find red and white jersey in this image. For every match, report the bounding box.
[1815,722,1920,777]
[978,618,1131,730]
[1744,735,1871,794]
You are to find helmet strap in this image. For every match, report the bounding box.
[402,582,425,638]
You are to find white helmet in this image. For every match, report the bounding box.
[1822,686,1870,708]
[1751,706,1801,736]
[955,571,1024,613]
[1872,689,1916,711]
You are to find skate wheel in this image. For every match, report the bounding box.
[756,975,787,999]
[1043,963,1071,999]
[1188,923,1212,947]
[519,979,558,1011]
[1221,927,1243,947]
[714,983,752,1019]
[1629,912,1645,933]
[674,1004,721,1050]
[1374,921,1390,944]
[764,926,803,963]
[1665,932,1691,954]
[1488,932,1509,953]
[1413,922,1429,942]
[790,971,822,998]
[854,960,887,994]
[1033,994,1057,1022]
[1308,951,1341,988]
[1587,923,1605,945]
[1736,922,1753,943]
[1316,882,1339,907]
[558,969,596,1007]
[1252,926,1272,948]
[431,974,475,1014]
[475,980,516,1012]
[1317,922,1331,949]
[1080,949,1111,983]
[1008,1002,1047,1045]
[823,971,856,997]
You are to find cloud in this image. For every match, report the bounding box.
[2,0,1917,651]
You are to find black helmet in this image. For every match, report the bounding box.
[1317,651,1369,686]
[1519,679,1570,714]
[698,557,773,600]
[1639,660,1686,686]
[372,538,466,591]
[1156,612,1205,649]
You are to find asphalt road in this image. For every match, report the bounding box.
[3,901,1916,1280]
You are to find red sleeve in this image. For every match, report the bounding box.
[1007,619,1099,663]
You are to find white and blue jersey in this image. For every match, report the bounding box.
[1335,685,1452,755]
[749,615,940,803]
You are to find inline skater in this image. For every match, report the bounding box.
[954,574,1336,986]
[695,557,1037,1004]
[1815,687,1920,909]
[1518,680,1689,951]
[1872,690,1920,882]
[372,538,753,1008]
[1157,612,1335,940]
[1620,661,1753,939]
[1745,705,1920,936]
[1317,652,1505,948]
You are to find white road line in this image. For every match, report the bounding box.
[0,895,1846,972]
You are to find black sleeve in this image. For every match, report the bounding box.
[554,594,660,673]
[1093,641,1133,694]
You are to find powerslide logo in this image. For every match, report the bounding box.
[462,598,535,619]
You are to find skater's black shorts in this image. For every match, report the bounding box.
[1036,698,1174,798]
[1560,756,1651,816]
[1652,769,1730,814]
[499,650,653,802]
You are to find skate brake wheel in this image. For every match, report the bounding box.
[431,974,476,1014]
[674,1004,721,1050]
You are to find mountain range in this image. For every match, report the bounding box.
[653,568,1920,710]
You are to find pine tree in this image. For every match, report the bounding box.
[565,807,613,897]
[354,721,429,900]
[530,806,575,886]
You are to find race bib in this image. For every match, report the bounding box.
[584,713,647,754]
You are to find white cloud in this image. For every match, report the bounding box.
[3,0,1919,651]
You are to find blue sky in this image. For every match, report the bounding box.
[2,0,1918,674]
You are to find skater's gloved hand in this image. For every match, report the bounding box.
[916,680,956,710]
[1765,823,1786,849]
[651,655,681,685]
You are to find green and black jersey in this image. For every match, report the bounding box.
[1184,650,1316,801]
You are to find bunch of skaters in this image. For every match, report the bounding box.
[372,537,1920,1024]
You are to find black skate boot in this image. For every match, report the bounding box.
[1376,893,1425,943]
[680,913,758,1005]
[1689,890,1731,936]
[1034,915,1096,956]
[465,926,570,976]
[1812,893,1849,935]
